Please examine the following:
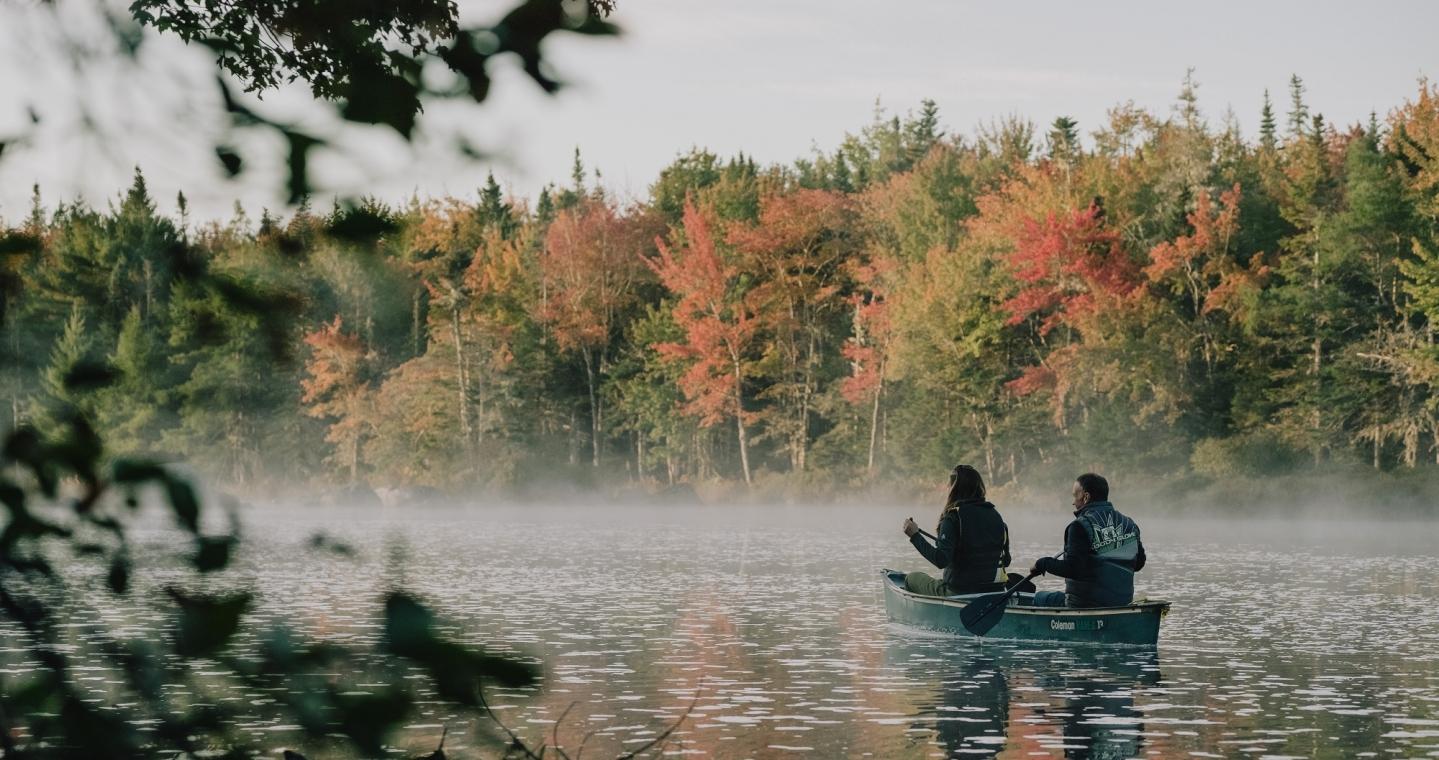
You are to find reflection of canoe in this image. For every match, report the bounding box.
[881,569,1169,647]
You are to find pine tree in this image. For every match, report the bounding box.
[1047,116,1081,164]
[99,306,168,453]
[477,173,515,238]
[33,306,98,433]
[536,185,556,223]
[1176,68,1202,130]
[831,152,854,193]
[904,98,942,163]
[557,147,587,210]
[1259,89,1278,151]
[1287,74,1309,139]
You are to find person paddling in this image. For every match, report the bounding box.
[1029,473,1147,607]
[901,465,1012,597]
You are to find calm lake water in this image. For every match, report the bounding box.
[32,502,1439,757]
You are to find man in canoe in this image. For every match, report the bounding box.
[1029,473,1146,607]
[900,464,1013,597]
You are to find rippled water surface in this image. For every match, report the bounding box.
[40,503,1439,757]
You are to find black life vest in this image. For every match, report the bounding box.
[942,500,1010,593]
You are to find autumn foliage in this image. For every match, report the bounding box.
[9,81,1439,493]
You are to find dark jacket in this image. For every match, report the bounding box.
[909,499,1012,593]
[1036,501,1146,607]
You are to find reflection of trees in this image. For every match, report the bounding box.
[887,641,1161,758]
[913,654,1010,757]
[1033,649,1160,759]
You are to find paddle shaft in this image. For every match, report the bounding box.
[910,520,1056,588]
[960,549,1069,635]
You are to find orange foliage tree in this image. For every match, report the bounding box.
[727,189,855,472]
[300,316,376,483]
[840,256,896,474]
[644,201,759,484]
[1001,200,1142,425]
[538,196,657,466]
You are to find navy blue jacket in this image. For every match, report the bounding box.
[1035,501,1146,606]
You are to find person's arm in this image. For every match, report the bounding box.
[1134,535,1146,572]
[1000,527,1012,569]
[1036,522,1093,579]
[910,514,956,570]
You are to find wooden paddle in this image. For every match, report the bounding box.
[959,550,1066,637]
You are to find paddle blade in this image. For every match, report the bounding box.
[959,592,1011,636]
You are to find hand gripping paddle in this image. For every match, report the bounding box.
[958,550,1066,637]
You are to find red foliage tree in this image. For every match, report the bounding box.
[539,197,657,466]
[1000,200,1141,408]
[643,201,758,484]
[1002,201,1141,336]
[726,189,854,471]
[840,256,896,473]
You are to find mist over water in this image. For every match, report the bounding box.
[25,501,1439,757]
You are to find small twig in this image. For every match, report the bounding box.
[614,691,700,760]
[477,682,545,760]
[551,701,577,760]
[0,674,15,755]
[574,728,602,760]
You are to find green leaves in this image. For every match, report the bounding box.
[166,477,200,534]
[193,535,236,572]
[106,552,130,594]
[0,232,40,256]
[326,204,401,243]
[330,687,412,755]
[340,68,421,138]
[166,587,253,658]
[384,592,539,706]
[61,360,119,392]
[215,145,243,177]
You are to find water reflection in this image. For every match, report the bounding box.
[888,635,1161,758]
[26,504,1438,757]
[1029,649,1157,759]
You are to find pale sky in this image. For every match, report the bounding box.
[0,0,1435,222]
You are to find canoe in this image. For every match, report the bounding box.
[881,569,1169,647]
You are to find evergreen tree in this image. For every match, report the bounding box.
[1176,68,1203,130]
[477,172,516,238]
[1287,74,1309,139]
[33,306,99,433]
[903,98,942,164]
[1047,116,1081,165]
[99,306,169,454]
[831,152,854,193]
[1259,89,1278,151]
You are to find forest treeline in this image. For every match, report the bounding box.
[4,76,1439,501]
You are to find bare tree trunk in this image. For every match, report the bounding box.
[349,434,359,485]
[412,289,424,356]
[866,373,884,475]
[449,306,472,452]
[583,346,600,467]
[983,417,996,484]
[731,352,752,485]
[568,408,579,466]
[1312,246,1323,466]
[1312,335,1323,466]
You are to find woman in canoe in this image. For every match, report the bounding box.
[901,464,1013,597]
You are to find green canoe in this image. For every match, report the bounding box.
[882,569,1170,647]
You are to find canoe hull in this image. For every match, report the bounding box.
[881,570,1168,647]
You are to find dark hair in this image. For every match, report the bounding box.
[1076,472,1109,502]
[944,464,986,510]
